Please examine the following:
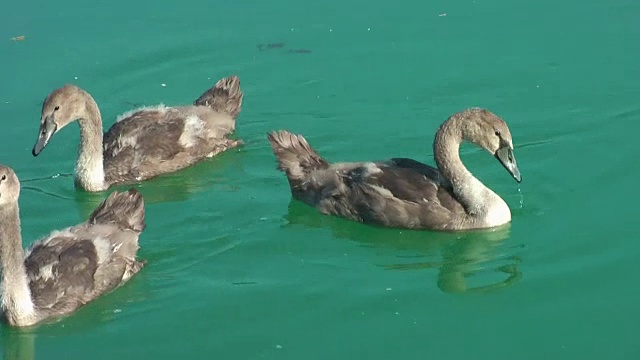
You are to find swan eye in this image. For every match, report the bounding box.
[1,175,6,181]
[54,106,60,111]
[495,130,501,136]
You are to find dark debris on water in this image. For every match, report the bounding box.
[257,42,312,54]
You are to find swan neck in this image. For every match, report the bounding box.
[433,116,495,215]
[0,204,35,326]
[75,95,106,191]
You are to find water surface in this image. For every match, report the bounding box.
[1,0,639,359]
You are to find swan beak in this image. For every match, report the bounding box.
[495,146,522,183]
[33,114,58,156]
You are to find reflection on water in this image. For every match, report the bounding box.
[1,328,35,360]
[284,200,523,294]
[20,150,242,220]
[0,266,152,360]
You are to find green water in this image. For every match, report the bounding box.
[1,0,639,358]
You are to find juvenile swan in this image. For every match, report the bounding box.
[0,165,146,327]
[32,76,244,192]
[267,108,522,231]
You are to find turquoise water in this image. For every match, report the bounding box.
[1,0,639,358]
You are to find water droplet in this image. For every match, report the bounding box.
[517,187,524,208]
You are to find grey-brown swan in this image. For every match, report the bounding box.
[1,164,146,327]
[32,76,244,192]
[267,108,522,231]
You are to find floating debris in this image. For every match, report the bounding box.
[257,42,285,52]
[232,281,258,285]
[10,35,25,41]
[258,42,312,55]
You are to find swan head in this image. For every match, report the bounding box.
[33,84,91,156]
[458,108,522,183]
[0,165,20,207]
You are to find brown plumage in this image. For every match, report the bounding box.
[32,76,244,192]
[267,108,522,231]
[0,164,147,327]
